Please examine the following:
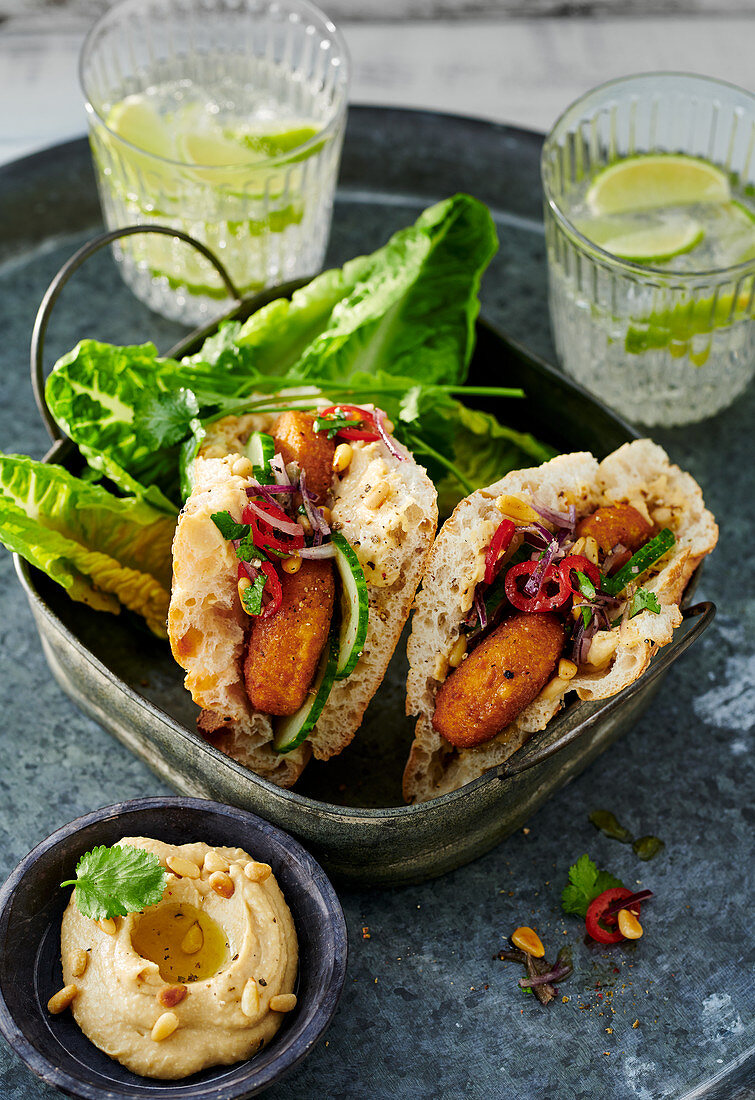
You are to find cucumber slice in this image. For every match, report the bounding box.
[331,530,369,680]
[242,431,276,484]
[272,627,339,753]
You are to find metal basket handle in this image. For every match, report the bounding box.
[30,224,242,441]
[499,600,717,779]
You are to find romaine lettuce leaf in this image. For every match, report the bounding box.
[45,340,196,510]
[0,455,174,636]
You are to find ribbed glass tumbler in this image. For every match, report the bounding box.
[80,0,350,324]
[541,73,755,426]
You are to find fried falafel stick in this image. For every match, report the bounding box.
[244,412,336,716]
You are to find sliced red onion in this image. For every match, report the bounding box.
[523,538,559,598]
[603,889,654,917]
[246,481,293,495]
[299,470,331,547]
[297,543,337,559]
[519,963,572,988]
[268,454,292,487]
[603,542,628,574]
[374,408,405,461]
[533,501,576,534]
[474,588,488,631]
[572,613,598,665]
[237,558,258,581]
[517,522,553,548]
[243,497,302,537]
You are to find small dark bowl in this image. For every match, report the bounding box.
[0,797,347,1099]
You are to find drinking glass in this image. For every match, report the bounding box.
[80,0,350,325]
[541,73,755,426]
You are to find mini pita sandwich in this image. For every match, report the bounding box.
[169,396,438,788]
[404,439,718,803]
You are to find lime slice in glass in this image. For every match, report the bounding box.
[576,213,704,262]
[587,154,731,215]
[105,94,177,158]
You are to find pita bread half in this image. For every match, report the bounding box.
[169,402,438,788]
[403,440,718,804]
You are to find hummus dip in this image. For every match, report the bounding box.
[59,837,298,1079]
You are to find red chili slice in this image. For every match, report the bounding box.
[484,519,516,585]
[243,500,305,556]
[585,888,641,944]
[259,561,283,619]
[504,560,572,612]
[320,404,381,441]
[558,555,602,594]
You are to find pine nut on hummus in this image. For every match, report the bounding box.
[58,837,298,1079]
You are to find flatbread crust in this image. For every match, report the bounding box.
[403,440,718,803]
[168,400,438,788]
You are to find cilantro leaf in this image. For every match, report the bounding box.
[61,844,168,920]
[628,588,662,619]
[211,511,249,542]
[240,572,267,615]
[561,854,624,919]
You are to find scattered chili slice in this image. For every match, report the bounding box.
[484,519,516,585]
[585,887,641,944]
[243,499,305,556]
[317,404,381,442]
[504,561,572,613]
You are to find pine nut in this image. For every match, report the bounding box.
[244,861,272,883]
[318,505,332,526]
[180,922,204,955]
[383,419,395,434]
[269,993,297,1013]
[209,870,235,898]
[281,555,301,575]
[494,495,540,525]
[47,984,78,1014]
[571,536,587,557]
[652,506,672,525]
[364,483,389,510]
[332,443,353,473]
[617,908,643,940]
[167,854,200,880]
[558,658,578,681]
[231,456,254,478]
[583,536,600,566]
[540,675,569,703]
[70,949,89,978]
[237,577,251,604]
[510,927,545,958]
[158,984,187,1008]
[203,850,229,875]
[448,636,467,668]
[297,515,313,536]
[241,977,260,1018]
[96,918,117,936]
[150,1011,179,1042]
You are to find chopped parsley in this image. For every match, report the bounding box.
[628,588,662,619]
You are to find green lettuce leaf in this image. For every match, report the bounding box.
[45,340,196,510]
[0,454,174,636]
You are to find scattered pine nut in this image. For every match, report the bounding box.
[318,505,332,526]
[151,1011,179,1042]
[282,556,302,575]
[96,918,117,936]
[364,483,389,510]
[558,658,578,680]
[494,495,540,525]
[47,984,78,1014]
[448,636,467,668]
[583,536,600,566]
[241,977,260,1018]
[70,949,89,978]
[511,927,545,958]
[269,993,297,1013]
[158,984,187,1008]
[617,908,643,940]
[244,861,272,884]
[332,443,353,473]
[238,577,252,605]
[297,515,313,536]
[180,922,204,955]
[209,870,235,898]
[167,854,200,879]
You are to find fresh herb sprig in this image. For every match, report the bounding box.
[560,854,624,919]
[61,844,168,920]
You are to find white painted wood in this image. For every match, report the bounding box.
[1,15,754,167]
